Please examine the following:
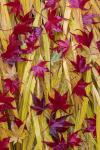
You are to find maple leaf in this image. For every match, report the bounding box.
[69,0,89,10]
[72,30,93,48]
[96,40,100,52]
[13,23,32,35]
[73,79,90,97]
[14,117,24,127]
[0,93,15,111]
[8,123,27,144]
[1,33,21,57]
[1,34,21,63]
[19,11,34,24]
[3,78,20,94]
[0,138,9,150]
[21,27,42,54]
[44,0,59,9]
[43,135,67,150]
[47,114,74,138]
[12,117,27,130]
[53,40,70,57]
[31,94,48,115]
[84,115,96,137]
[26,27,42,44]
[1,34,30,64]
[5,0,23,16]
[45,9,63,40]
[70,55,91,73]
[31,61,50,78]
[0,114,8,123]
[82,13,99,26]
[48,90,72,113]
[67,131,82,148]
[0,93,15,103]
[95,64,100,75]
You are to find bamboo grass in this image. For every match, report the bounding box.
[0,0,100,150]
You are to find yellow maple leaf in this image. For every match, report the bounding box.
[8,122,28,144]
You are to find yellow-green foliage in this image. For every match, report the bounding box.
[0,0,100,150]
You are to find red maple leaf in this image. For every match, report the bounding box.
[0,93,15,112]
[53,40,70,57]
[73,79,90,97]
[69,0,89,10]
[13,23,32,35]
[44,0,59,9]
[70,55,91,73]
[84,115,96,137]
[48,90,72,113]
[95,63,100,75]
[47,114,74,138]
[0,138,9,150]
[3,78,20,94]
[72,30,93,48]
[21,27,42,54]
[11,117,27,130]
[19,11,34,24]
[67,131,82,148]
[43,135,67,150]
[31,61,50,78]
[45,9,63,40]
[96,40,100,52]
[1,34,31,64]
[31,94,48,115]
[0,114,8,123]
[1,34,20,62]
[5,0,23,16]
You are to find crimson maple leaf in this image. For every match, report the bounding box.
[0,138,9,150]
[95,63,100,75]
[0,93,15,112]
[47,114,74,138]
[72,30,93,48]
[5,0,23,16]
[31,61,50,78]
[31,94,48,115]
[44,0,59,9]
[13,23,32,35]
[53,40,70,57]
[70,55,91,73]
[45,9,63,40]
[43,135,67,150]
[84,115,96,137]
[19,11,34,24]
[67,131,82,148]
[1,34,30,64]
[69,0,89,10]
[73,79,90,97]
[21,27,42,54]
[0,114,8,123]
[14,117,23,127]
[3,78,20,94]
[96,40,100,52]
[48,90,72,113]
